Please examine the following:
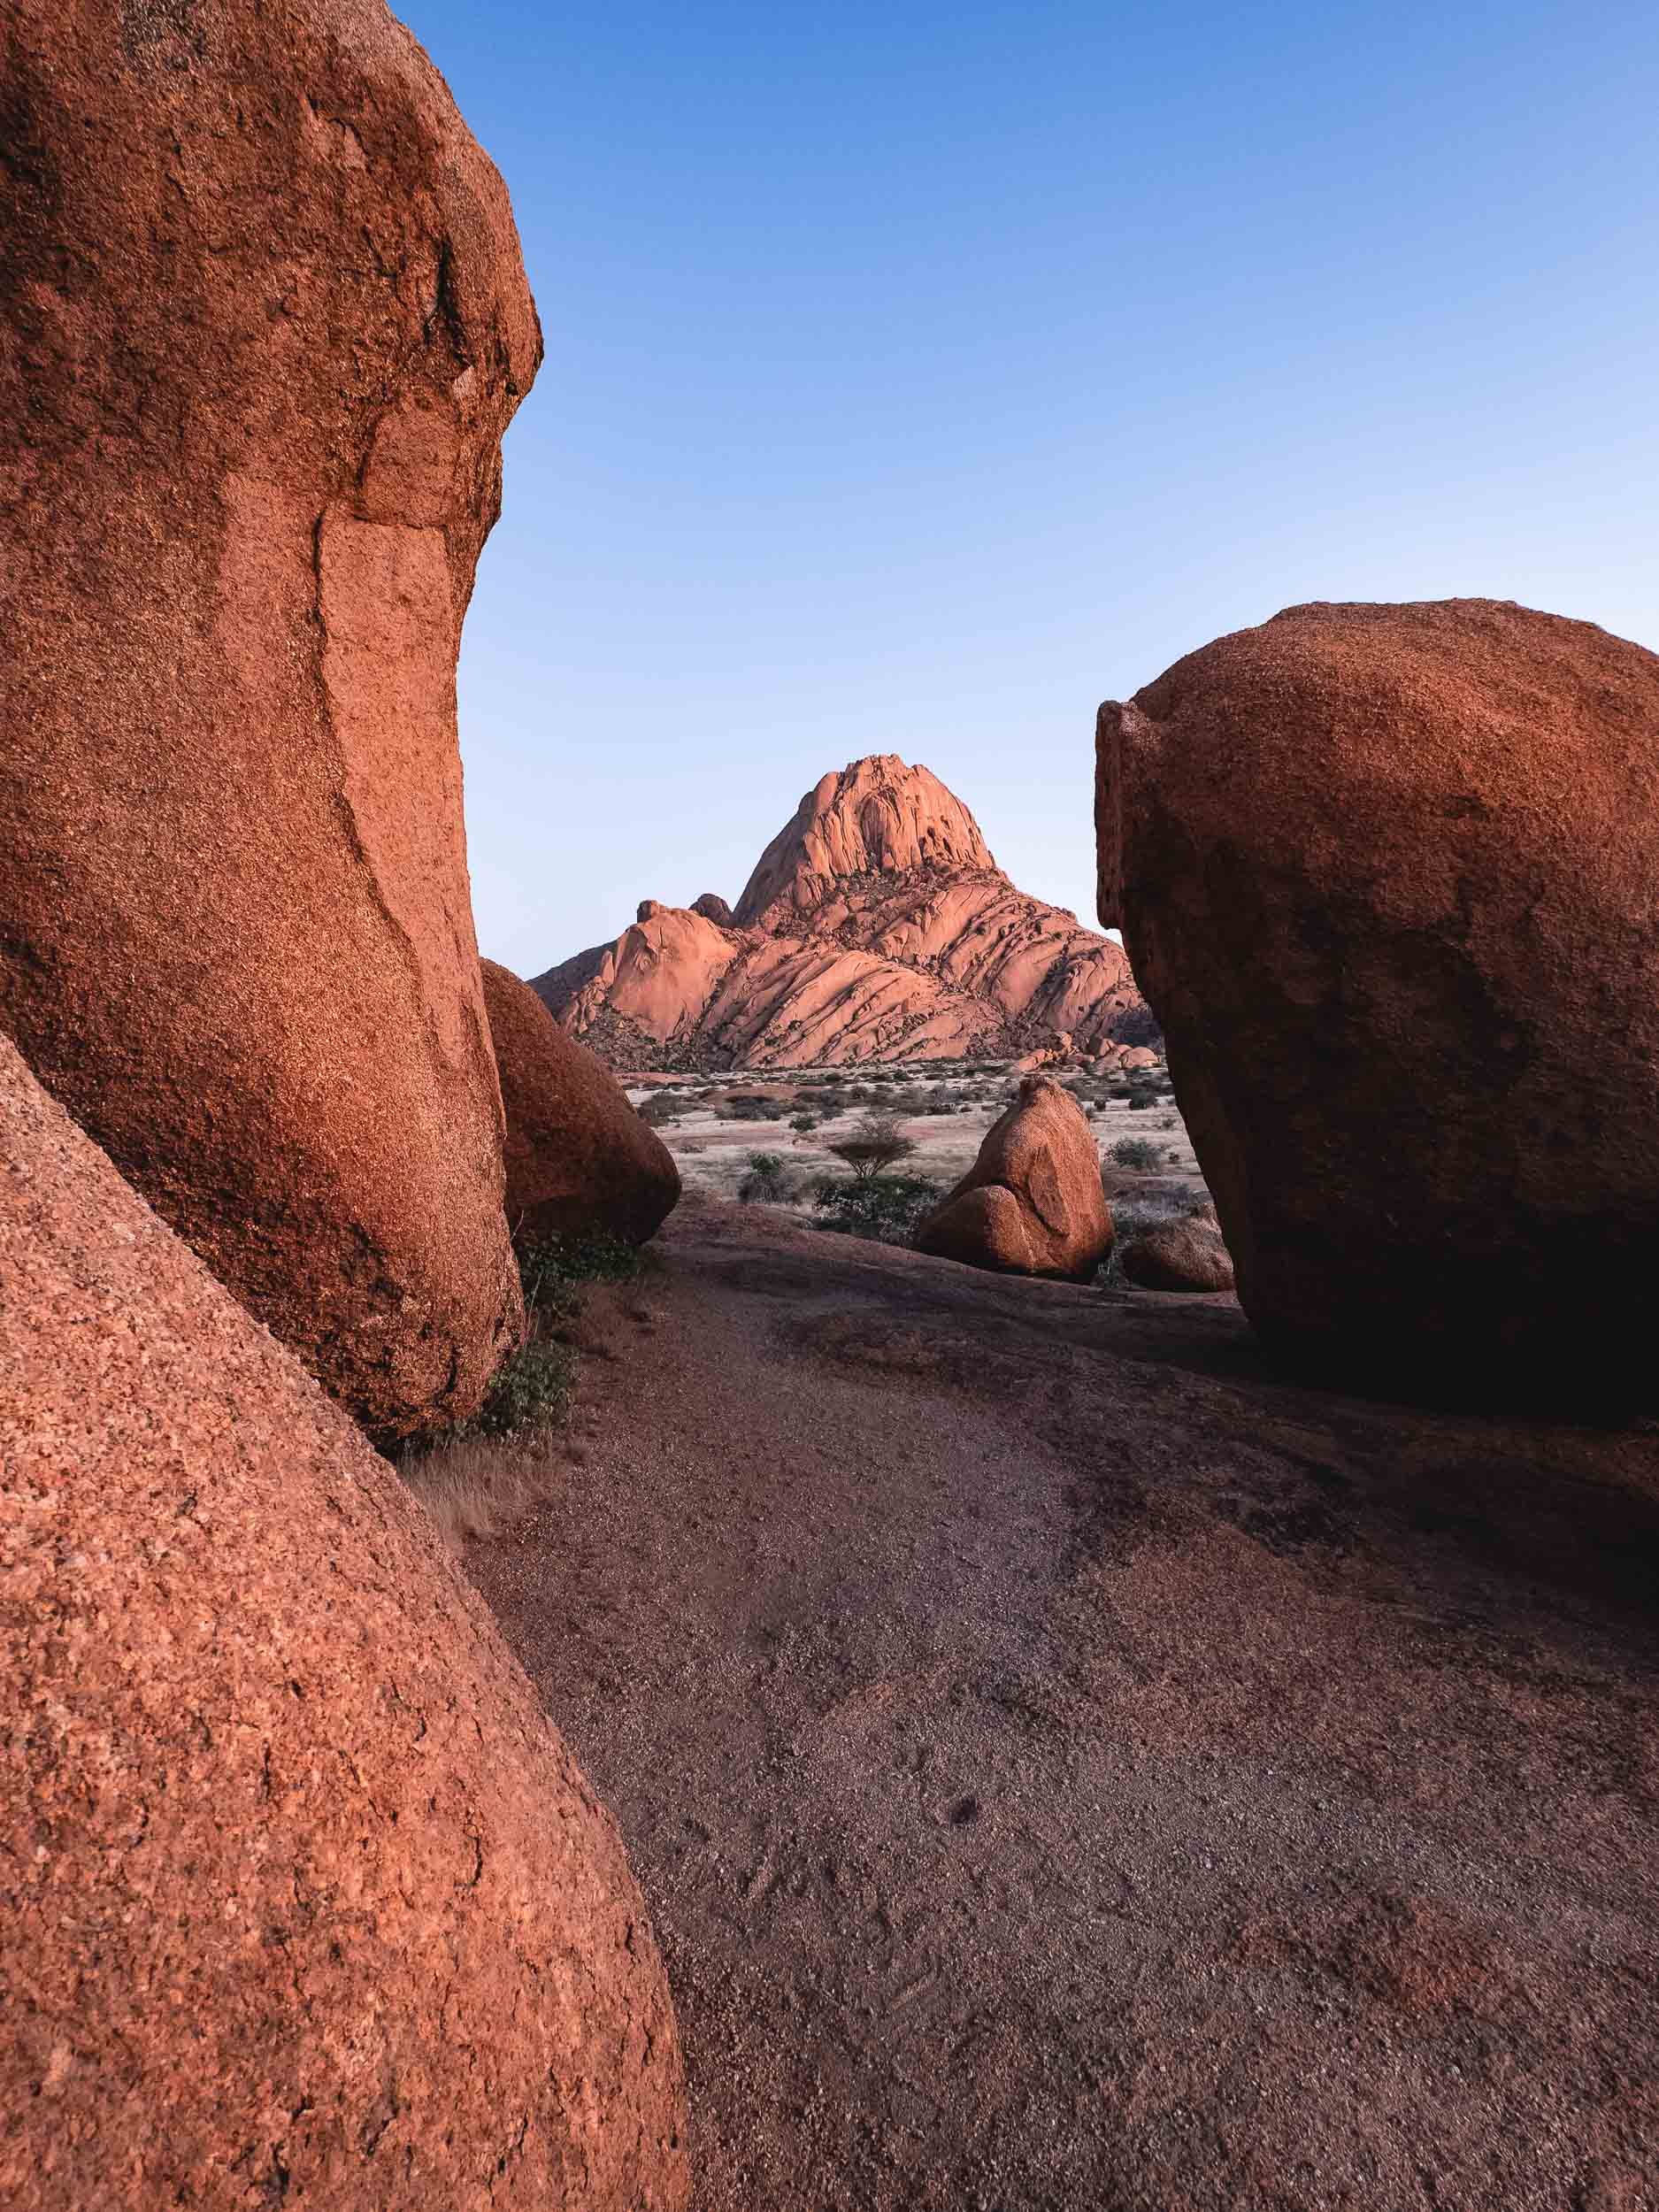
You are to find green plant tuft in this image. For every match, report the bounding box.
[638,1091,687,1126]
[812,1171,941,1243]
[472,1340,576,1439]
[515,1230,642,1324]
[740,1151,803,1202]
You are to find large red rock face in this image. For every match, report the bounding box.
[0,1037,690,2211]
[915,1074,1113,1280]
[536,755,1153,1066]
[482,959,680,1247]
[0,0,539,1440]
[1097,598,1659,1402]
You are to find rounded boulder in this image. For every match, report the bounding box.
[1097,598,1659,1401]
[1120,1214,1236,1293]
[915,1074,1112,1280]
[0,1035,689,2212]
[483,960,681,1247]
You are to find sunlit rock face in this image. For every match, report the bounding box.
[0,1033,691,2212]
[535,755,1154,1068]
[914,1074,1115,1281]
[0,0,545,1438]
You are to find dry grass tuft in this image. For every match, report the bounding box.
[399,1434,550,1553]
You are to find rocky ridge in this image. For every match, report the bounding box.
[534,756,1154,1068]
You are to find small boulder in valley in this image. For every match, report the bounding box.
[1120,1213,1236,1293]
[915,1075,1112,1280]
[483,960,681,1247]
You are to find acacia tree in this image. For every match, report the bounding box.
[826,1114,917,1182]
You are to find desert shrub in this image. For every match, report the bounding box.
[516,1229,641,1325]
[739,1150,803,1202]
[826,1113,918,1181]
[638,1091,687,1126]
[789,1111,820,1134]
[471,1340,577,1438]
[399,1231,652,1460]
[720,1092,780,1121]
[1129,1094,1156,1111]
[1105,1187,1195,1235]
[408,1235,641,1458]
[1110,1136,1164,1171]
[918,1085,957,1115]
[812,1172,941,1243]
[456,1228,655,1442]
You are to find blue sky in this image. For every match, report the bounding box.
[397,0,1659,976]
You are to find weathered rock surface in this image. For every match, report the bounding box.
[1097,598,1659,1402]
[735,757,995,923]
[915,1075,1112,1279]
[483,959,680,1246]
[536,756,1152,1066]
[1120,1214,1236,1293]
[0,1036,689,2212]
[0,0,538,1439]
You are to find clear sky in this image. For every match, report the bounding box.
[396,0,1659,977]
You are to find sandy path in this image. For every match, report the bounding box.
[469,1198,1659,2211]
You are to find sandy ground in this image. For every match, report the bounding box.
[461,1198,1659,2212]
[626,1059,1201,1212]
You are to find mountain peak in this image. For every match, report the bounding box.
[532,752,1155,1067]
[733,755,998,924]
